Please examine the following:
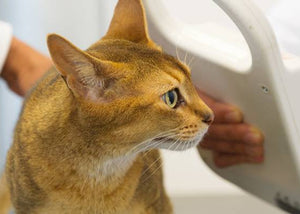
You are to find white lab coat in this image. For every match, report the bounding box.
[0,21,12,73]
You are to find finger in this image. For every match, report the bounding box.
[200,140,264,157]
[213,152,264,168]
[211,103,243,124]
[196,89,243,123]
[205,124,264,145]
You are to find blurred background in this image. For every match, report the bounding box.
[0,0,290,213]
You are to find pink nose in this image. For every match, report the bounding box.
[202,113,214,125]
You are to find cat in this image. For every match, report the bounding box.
[0,0,213,213]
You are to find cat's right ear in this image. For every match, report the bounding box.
[47,34,118,101]
[103,0,161,50]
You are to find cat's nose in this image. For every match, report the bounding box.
[202,112,214,125]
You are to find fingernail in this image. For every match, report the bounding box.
[224,111,242,122]
[244,129,262,144]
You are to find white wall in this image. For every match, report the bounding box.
[0,0,279,197]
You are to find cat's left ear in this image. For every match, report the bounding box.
[47,34,119,101]
[103,0,160,50]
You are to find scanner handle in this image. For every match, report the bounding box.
[145,0,286,76]
[212,0,285,74]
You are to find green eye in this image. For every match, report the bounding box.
[163,89,179,108]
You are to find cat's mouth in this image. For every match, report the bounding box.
[154,137,174,143]
[153,135,203,151]
[152,128,208,151]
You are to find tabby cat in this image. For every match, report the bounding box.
[0,0,213,213]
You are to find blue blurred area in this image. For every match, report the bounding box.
[0,81,22,172]
[0,0,118,172]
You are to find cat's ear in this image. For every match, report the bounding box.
[103,0,159,49]
[47,34,117,101]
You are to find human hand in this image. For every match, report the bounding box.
[1,37,52,96]
[197,89,264,168]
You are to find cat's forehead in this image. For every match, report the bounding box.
[87,40,190,76]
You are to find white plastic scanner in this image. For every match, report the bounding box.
[144,0,300,213]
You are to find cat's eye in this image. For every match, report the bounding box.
[162,88,182,109]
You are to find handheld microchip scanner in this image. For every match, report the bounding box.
[144,0,300,213]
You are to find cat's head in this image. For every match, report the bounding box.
[47,0,213,153]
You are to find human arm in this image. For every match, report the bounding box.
[0,36,52,96]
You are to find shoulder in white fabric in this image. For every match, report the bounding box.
[0,21,13,73]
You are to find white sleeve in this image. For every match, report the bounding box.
[0,21,13,74]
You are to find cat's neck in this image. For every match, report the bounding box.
[66,152,145,197]
[78,153,139,183]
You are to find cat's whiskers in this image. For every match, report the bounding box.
[184,51,189,65]
[141,137,180,178]
[186,140,193,151]
[117,130,179,171]
[135,135,178,162]
[141,132,179,151]
[127,128,179,155]
[52,128,198,189]
[181,139,188,152]
[80,173,89,194]
[175,45,183,63]
[118,140,159,168]
[141,136,181,184]
[174,138,184,151]
[100,136,179,186]
[141,154,161,181]
[139,134,180,163]
[189,141,193,150]
[139,139,164,155]
[109,128,177,176]
[188,55,195,68]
